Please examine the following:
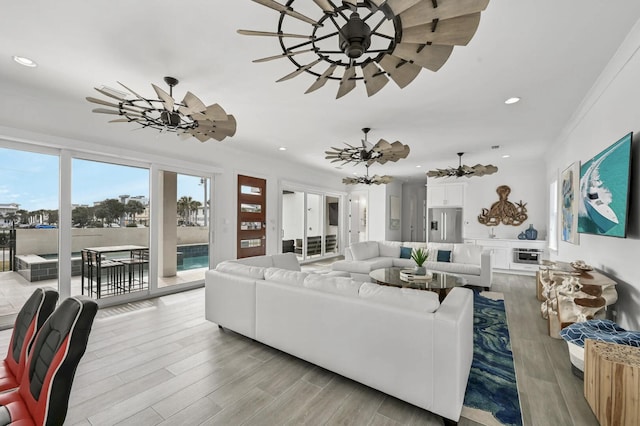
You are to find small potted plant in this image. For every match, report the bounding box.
[411,248,429,275]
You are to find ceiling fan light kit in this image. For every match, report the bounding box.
[427,152,498,178]
[239,0,490,98]
[86,76,237,143]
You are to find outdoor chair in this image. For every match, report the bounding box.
[0,288,58,392]
[115,248,149,292]
[89,250,125,298]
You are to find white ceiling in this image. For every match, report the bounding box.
[2,1,640,183]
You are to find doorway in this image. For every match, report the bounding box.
[237,175,266,259]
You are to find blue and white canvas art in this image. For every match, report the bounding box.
[561,161,580,244]
[578,132,632,238]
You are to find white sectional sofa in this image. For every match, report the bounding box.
[205,253,474,423]
[331,241,493,288]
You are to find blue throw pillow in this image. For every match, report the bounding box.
[437,250,451,262]
[400,246,412,259]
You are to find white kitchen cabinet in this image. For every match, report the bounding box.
[427,184,464,207]
[466,238,547,275]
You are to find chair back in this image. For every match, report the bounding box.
[18,296,98,426]
[1,288,58,392]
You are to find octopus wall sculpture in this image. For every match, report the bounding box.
[478,185,528,226]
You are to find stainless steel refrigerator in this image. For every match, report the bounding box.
[428,207,463,243]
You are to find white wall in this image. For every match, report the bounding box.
[385,181,403,241]
[462,161,548,241]
[367,185,386,241]
[545,19,640,330]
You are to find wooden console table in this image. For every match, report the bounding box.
[537,261,617,338]
[585,340,640,425]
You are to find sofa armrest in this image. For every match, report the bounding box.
[205,270,257,339]
[433,287,474,421]
[480,248,493,288]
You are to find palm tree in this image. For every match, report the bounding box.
[177,196,193,225]
[125,200,146,225]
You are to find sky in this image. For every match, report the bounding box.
[0,148,209,211]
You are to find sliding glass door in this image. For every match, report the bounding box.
[0,147,59,328]
[281,187,342,262]
[71,158,150,300]
[157,171,211,288]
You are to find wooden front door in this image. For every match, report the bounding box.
[237,175,266,259]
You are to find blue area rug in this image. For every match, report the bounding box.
[462,291,523,426]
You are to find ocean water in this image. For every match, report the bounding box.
[578,133,631,237]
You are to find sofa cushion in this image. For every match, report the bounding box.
[424,261,481,276]
[399,246,413,259]
[264,267,308,285]
[303,274,362,297]
[392,258,417,268]
[358,282,440,313]
[350,241,380,261]
[234,255,274,268]
[271,253,301,271]
[425,243,454,261]
[437,250,452,262]
[378,241,401,258]
[452,244,482,265]
[216,262,266,279]
[331,258,393,274]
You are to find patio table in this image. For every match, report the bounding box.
[82,245,148,298]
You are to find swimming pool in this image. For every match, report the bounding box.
[178,255,209,271]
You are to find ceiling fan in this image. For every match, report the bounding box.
[426,152,498,178]
[342,164,393,185]
[238,0,490,98]
[325,127,410,166]
[86,76,237,142]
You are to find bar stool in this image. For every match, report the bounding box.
[90,250,125,298]
[118,249,149,292]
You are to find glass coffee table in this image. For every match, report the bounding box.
[369,267,467,302]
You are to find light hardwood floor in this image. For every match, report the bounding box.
[0,273,598,425]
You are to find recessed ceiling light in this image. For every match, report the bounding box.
[504,97,520,105]
[416,165,422,168]
[502,154,511,158]
[352,172,358,176]
[13,56,37,67]
[278,147,287,151]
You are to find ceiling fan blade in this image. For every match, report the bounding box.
[336,66,357,99]
[93,87,126,101]
[117,81,152,106]
[384,0,421,15]
[313,0,334,13]
[378,54,422,88]
[305,64,338,94]
[400,0,489,27]
[197,115,237,137]
[277,58,323,82]
[342,0,357,9]
[361,62,389,97]
[372,138,392,152]
[151,84,175,111]
[251,0,319,25]
[237,29,313,39]
[392,43,454,71]
[194,103,228,122]
[108,118,132,123]
[253,48,314,63]
[86,96,144,114]
[402,13,481,45]
[91,108,121,115]
[178,91,207,116]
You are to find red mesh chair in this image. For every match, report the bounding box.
[0,288,58,393]
[0,296,98,426]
